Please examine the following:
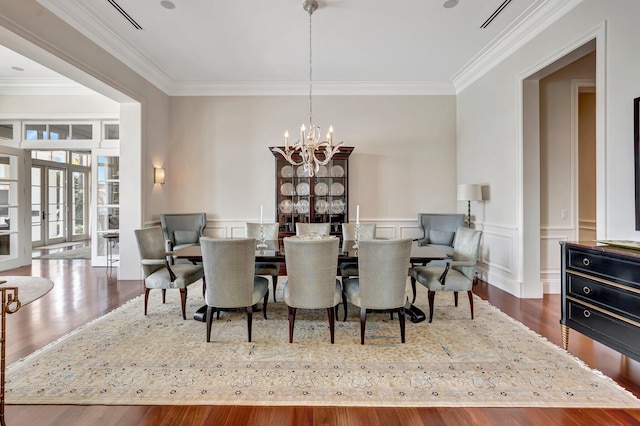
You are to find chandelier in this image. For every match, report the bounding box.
[272,0,343,177]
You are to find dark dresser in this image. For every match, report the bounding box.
[560,241,640,362]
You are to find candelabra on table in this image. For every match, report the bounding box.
[256,224,268,249]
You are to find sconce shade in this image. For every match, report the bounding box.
[154,167,165,184]
[457,184,482,201]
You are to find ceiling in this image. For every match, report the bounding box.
[1,0,579,96]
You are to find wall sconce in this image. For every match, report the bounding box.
[154,167,165,184]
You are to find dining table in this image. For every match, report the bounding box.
[174,239,448,322]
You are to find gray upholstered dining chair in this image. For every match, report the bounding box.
[160,213,207,251]
[342,238,412,344]
[339,222,376,320]
[410,227,482,322]
[246,222,280,302]
[295,222,331,236]
[283,235,341,343]
[200,237,269,343]
[415,213,465,256]
[134,226,204,320]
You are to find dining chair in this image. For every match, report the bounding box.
[200,237,269,342]
[134,226,204,319]
[342,238,412,344]
[295,222,331,236]
[246,222,280,302]
[409,227,482,322]
[339,222,376,320]
[283,235,341,343]
[160,213,207,251]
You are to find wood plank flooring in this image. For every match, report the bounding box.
[3,258,640,425]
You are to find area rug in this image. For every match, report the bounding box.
[6,280,640,408]
[33,246,90,260]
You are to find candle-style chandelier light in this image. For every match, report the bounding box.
[272,0,343,177]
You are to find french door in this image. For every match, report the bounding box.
[32,165,66,246]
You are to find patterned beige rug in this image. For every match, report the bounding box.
[7,280,640,408]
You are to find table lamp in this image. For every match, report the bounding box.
[457,184,483,227]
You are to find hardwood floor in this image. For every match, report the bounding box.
[3,259,640,425]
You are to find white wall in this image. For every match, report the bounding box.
[0,94,118,115]
[168,95,458,224]
[457,0,640,297]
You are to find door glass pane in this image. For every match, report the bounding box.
[0,156,11,179]
[31,167,42,243]
[71,152,90,166]
[104,124,119,140]
[98,156,119,180]
[97,207,119,232]
[47,169,65,240]
[72,172,86,236]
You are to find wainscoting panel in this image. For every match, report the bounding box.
[540,227,574,294]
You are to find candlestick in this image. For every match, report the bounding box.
[260,205,263,224]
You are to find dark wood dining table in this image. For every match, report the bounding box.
[174,239,447,322]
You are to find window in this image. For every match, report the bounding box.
[104,124,120,140]
[0,124,13,140]
[24,123,94,140]
[32,151,68,163]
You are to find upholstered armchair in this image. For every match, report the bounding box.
[410,227,482,322]
[200,237,269,343]
[134,226,204,319]
[415,213,465,254]
[246,222,280,302]
[283,235,341,343]
[160,213,206,251]
[342,238,412,344]
[295,222,331,236]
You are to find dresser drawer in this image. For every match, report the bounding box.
[567,299,640,357]
[567,272,640,322]
[567,247,640,286]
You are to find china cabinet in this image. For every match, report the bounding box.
[270,146,353,236]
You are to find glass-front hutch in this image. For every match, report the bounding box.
[271,146,353,236]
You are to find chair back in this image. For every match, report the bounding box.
[296,222,330,236]
[134,227,167,278]
[284,236,339,309]
[200,237,256,308]
[358,238,412,310]
[246,222,279,240]
[417,213,465,247]
[342,223,376,241]
[160,213,206,248]
[452,227,483,280]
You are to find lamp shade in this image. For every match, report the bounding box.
[154,167,165,184]
[457,184,482,201]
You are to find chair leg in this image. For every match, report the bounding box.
[179,288,187,320]
[454,291,459,307]
[327,307,336,344]
[162,289,166,304]
[410,276,417,303]
[360,307,367,345]
[398,307,406,343]
[205,306,215,342]
[428,291,436,323]
[271,275,278,302]
[288,306,296,343]
[342,291,348,322]
[202,276,206,300]
[263,291,269,319]
[246,305,253,342]
[144,288,150,315]
[467,290,474,319]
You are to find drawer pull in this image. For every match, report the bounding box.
[582,258,591,266]
[583,310,591,318]
[582,286,591,295]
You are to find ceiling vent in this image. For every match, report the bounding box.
[480,0,512,29]
[107,0,143,30]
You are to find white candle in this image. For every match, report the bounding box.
[284,131,289,149]
[356,205,360,225]
[260,205,263,224]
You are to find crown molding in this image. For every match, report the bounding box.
[37,0,173,94]
[0,77,95,95]
[169,80,456,96]
[452,0,584,94]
